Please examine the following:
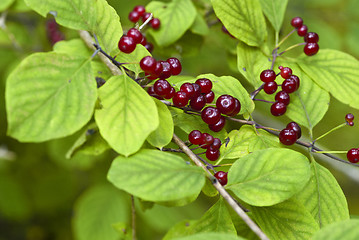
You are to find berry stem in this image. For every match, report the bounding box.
[315,150,347,154]
[253,98,275,104]
[139,13,153,31]
[212,163,233,168]
[278,42,306,56]
[250,83,265,100]
[313,123,347,143]
[276,29,296,48]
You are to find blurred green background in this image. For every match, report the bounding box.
[1,0,359,239]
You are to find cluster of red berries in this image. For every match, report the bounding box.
[140,56,181,81]
[278,122,302,145]
[345,113,354,126]
[128,5,161,30]
[260,66,300,116]
[46,19,64,45]
[291,17,319,56]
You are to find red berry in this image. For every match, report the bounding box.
[127,28,143,44]
[260,70,276,82]
[282,78,297,94]
[118,35,136,54]
[347,148,359,163]
[128,11,141,23]
[159,61,172,79]
[192,83,201,98]
[147,62,163,80]
[216,95,236,115]
[173,91,189,107]
[167,58,182,75]
[228,99,241,117]
[201,107,221,125]
[154,79,171,97]
[275,91,290,105]
[214,171,228,185]
[195,78,213,94]
[279,128,297,145]
[345,113,354,123]
[279,66,292,79]
[304,43,319,56]
[190,95,206,111]
[211,138,222,150]
[297,25,308,37]
[151,18,161,29]
[144,42,154,53]
[140,36,147,46]
[204,91,215,103]
[201,133,214,148]
[291,17,303,28]
[208,116,226,132]
[180,83,195,99]
[304,32,319,43]
[188,130,203,145]
[289,75,300,89]
[164,87,176,99]
[147,86,163,100]
[271,102,287,116]
[142,12,152,22]
[286,122,302,139]
[349,122,355,126]
[263,81,278,95]
[140,56,157,74]
[133,5,146,16]
[206,148,220,161]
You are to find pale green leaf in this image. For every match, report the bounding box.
[107,149,205,203]
[94,75,159,156]
[220,125,280,161]
[312,219,359,240]
[24,0,97,31]
[6,52,97,142]
[73,184,129,240]
[298,49,359,109]
[0,0,15,11]
[237,41,271,88]
[190,13,210,36]
[173,232,245,240]
[146,0,197,46]
[251,198,319,240]
[296,161,349,228]
[112,222,132,240]
[212,0,267,46]
[258,0,288,32]
[114,45,151,76]
[53,39,91,57]
[147,99,174,148]
[227,148,311,206]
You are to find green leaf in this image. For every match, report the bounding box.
[24,0,97,31]
[186,198,237,234]
[73,184,130,240]
[227,148,311,206]
[6,52,97,142]
[251,198,319,240]
[211,0,267,46]
[237,41,271,88]
[107,149,205,203]
[220,125,280,161]
[258,0,288,32]
[112,222,132,240]
[297,49,359,109]
[114,45,151,76]
[173,232,245,240]
[296,161,349,228]
[147,99,174,148]
[94,0,123,54]
[190,13,210,36]
[0,0,15,11]
[94,75,159,156]
[312,219,359,240]
[53,38,91,57]
[284,64,330,130]
[146,0,197,46]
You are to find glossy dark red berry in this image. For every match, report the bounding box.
[263,81,278,94]
[345,113,354,123]
[291,17,303,28]
[279,128,297,145]
[164,87,176,99]
[289,75,300,89]
[304,43,319,56]
[201,107,221,125]
[228,99,241,116]
[167,58,182,75]
[271,102,287,116]
[129,11,141,23]
[304,32,319,43]
[282,78,297,93]
[127,28,143,44]
[180,83,195,99]
[279,66,292,79]
[142,12,152,22]
[297,25,308,37]
[118,35,136,53]
[147,61,163,80]
[347,148,359,163]
[147,86,163,100]
[154,79,171,97]
[260,70,276,82]
[216,95,236,115]
[133,5,146,16]
[195,78,212,94]
[188,130,203,145]
[204,91,215,103]
[209,116,226,132]
[192,83,201,98]
[348,122,354,127]
[286,122,302,139]
[144,42,154,53]
[275,91,290,105]
[159,61,172,79]
[190,95,206,111]
[140,36,147,46]
[211,138,222,150]
[172,91,189,107]
[214,171,228,185]
[201,133,214,148]
[151,18,161,29]
[206,148,220,161]
[140,56,157,74]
